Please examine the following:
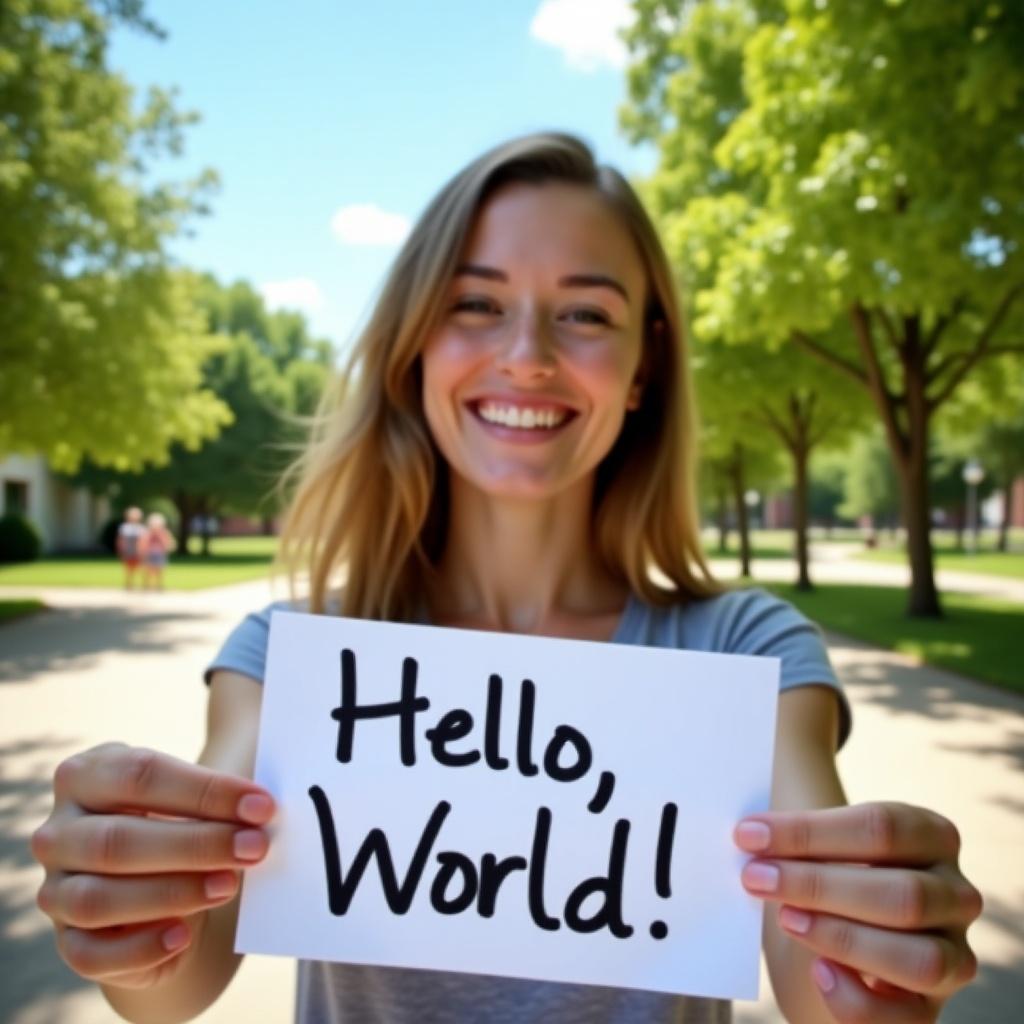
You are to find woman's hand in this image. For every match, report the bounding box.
[736,802,982,1022]
[31,742,275,990]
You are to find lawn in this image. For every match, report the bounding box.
[770,583,1023,694]
[0,598,46,624]
[856,546,1024,580]
[0,536,279,590]
[704,529,805,561]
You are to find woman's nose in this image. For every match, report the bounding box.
[494,312,557,380]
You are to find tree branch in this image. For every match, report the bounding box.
[922,296,966,359]
[850,303,908,457]
[754,400,796,450]
[927,281,1024,412]
[790,330,869,385]
[874,307,902,352]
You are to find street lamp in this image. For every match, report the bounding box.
[744,489,761,531]
[962,458,985,554]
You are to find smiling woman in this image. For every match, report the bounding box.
[280,135,715,624]
[31,134,981,1024]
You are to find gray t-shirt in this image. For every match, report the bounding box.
[208,586,848,1024]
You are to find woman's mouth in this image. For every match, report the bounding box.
[470,400,575,432]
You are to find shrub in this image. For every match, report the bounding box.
[0,514,43,563]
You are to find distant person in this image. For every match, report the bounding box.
[114,507,145,589]
[141,512,175,590]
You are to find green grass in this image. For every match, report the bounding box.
[770,583,1024,693]
[703,529,799,561]
[0,598,46,624]
[856,546,1024,580]
[0,536,278,590]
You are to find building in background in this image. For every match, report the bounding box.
[0,455,109,552]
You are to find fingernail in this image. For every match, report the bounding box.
[204,871,238,899]
[233,829,267,861]
[780,906,813,934]
[812,959,837,993]
[735,821,771,851]
[237,793,274,824]
[743,862,780,893]
[162,924,190,952]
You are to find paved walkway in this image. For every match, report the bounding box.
[0,576,1021,1023]
[708,541,1024,604]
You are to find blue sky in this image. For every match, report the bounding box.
[110,0,655,355]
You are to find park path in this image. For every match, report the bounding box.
[0,574,1021,1023]
[707,541,1024,604]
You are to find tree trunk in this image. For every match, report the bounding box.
[716,488,729,553]
[902,332,942,617]
[198,496,212,557]
[898,432,942,617]
[174,491,195,556]
[729,446,752,578]
[793,441,813,591]
[999,479,1012,553]
[847,306,941,617]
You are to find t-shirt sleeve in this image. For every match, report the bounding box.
[204,603,282,685]
[717,588,851,749]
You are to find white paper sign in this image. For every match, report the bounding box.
[236,610,779,1000]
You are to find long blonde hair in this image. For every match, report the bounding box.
[278,132,719,619]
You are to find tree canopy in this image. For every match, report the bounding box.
[623,0,1024,615]
[0,0,225,470]
[72,277,334,548]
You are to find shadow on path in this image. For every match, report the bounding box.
[0,605,211,685]
[938,730,1024,776]
[944,893,1024,1023]
[0,736,96,1023]
[828,631,1024,730]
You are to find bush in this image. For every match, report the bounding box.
[0,514,43,563]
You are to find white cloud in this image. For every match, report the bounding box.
[259,277,325,314]
[529,0,634,72]
[330,203,410,247]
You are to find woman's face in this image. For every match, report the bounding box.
[421,182,647,502]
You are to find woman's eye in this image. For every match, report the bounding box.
[563,308,611,327]
[451,297,499,316]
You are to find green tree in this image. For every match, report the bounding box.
[838,429,901,535]
[695,337,867,588]
[0,0,226,470]
[807,452,849,534]
[937,355,1024,550]
[72,279,334,551]
[695,344,786,578]
[624,0,1024,616]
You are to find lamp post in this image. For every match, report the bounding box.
[744,489,761,530]
[962,459,985,555]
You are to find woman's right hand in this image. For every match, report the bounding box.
[31,742,275,990]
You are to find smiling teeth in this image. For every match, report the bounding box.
[478,403,567,429]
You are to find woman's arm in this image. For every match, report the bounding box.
[748,686,980,1024]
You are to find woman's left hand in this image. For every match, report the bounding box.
[735,802,983,1022]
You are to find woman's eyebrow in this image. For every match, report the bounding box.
[558,273,630,305]
[454,264,507,282]
[454,265,630,305]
